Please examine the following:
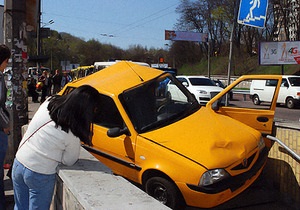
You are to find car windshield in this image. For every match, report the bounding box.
[288,77,300,86]
[120,74,200,133]
[189,78,215,86]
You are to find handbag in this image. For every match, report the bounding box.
[6,120,52,179]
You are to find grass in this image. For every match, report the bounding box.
[178,55,300,76]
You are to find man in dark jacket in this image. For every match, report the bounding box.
[0,44,11,209]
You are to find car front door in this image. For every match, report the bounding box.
[206,75,282,148]
[83,94,138,181]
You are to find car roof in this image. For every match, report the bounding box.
[67,61,164,96]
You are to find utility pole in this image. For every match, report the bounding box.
[3,0,29,163]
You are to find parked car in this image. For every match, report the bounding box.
[213,79,233,100]
[170,75,224,105]
[60,62,282,209]
[250,75,300,109]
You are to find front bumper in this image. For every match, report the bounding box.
[178,148,269,208]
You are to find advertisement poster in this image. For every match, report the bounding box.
[260,41,300,65]
[165,30,208,42]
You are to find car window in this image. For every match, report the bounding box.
[189,78,215,86]
[288,77,300,86]
[63,86,124,129]
[94,94,124,129]
[120,75,199,133]
[281,79,288,87]
[266,79,278,86]
[223,79,279,110]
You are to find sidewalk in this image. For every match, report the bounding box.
[5,97,40,209]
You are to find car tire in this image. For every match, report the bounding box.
[286,97,295,109]
[252,94,261,105]
[145,177,184,210]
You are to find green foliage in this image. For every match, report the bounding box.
[178,55,300,76]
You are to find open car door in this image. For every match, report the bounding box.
[206,75,282,148]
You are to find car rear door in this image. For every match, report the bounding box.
[206,75,282,147]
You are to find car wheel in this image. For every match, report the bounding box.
[145,177,184,209]
[252,94,261,105]
[286,97,295,109]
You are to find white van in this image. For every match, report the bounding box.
[250,75,300,108]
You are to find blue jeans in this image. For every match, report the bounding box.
[0,131,8,209]
[12,158,56,210]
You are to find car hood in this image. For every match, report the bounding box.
[140,107,261,169]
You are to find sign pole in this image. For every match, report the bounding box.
[4,0,29,164]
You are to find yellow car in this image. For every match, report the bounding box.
[61,61,282,209]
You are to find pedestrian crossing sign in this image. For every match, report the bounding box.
[237,0,268,28]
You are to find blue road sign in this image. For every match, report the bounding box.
[237,0,268,28]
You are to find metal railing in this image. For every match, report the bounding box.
[267,135,300,162]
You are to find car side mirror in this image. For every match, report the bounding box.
[211,101,220,111]
[107,127,130,137]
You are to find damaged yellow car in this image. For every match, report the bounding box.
[61,61,282,209]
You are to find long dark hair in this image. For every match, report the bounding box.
[47,85,101,145]
[0,44,11,64]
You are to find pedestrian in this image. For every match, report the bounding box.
[0,44,11,209]
[61,71,72,89]
[38,70,49,103]
[48,72,53,96]
[27,76,39,103]
[12,85,101,210]
[52,69,62,94]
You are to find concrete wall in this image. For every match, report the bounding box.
[50,148,169,210]
[268,124,300,204]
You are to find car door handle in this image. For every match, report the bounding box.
[257,116,269,122]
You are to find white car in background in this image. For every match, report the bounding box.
[168,75,224,105]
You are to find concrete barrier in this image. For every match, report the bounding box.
[268,123,300,205]
[50,147,169,210]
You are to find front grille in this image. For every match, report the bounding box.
[210,91,220,98]
[232,152,256,170]
[187,147,269,194]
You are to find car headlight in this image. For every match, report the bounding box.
[258,136,265,151]
[199,169,229,186]
[199,90,207,94]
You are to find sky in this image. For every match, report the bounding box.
[0,0,180,50]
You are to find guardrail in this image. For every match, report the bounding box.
[232,90,250,101]
[267,135,300,162]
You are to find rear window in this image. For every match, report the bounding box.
[265,80,277,87]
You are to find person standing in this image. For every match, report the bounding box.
[27,76,39,103]
[52,69,62,94]
[0,44,11,209]
[61,71,72,89]
[12,85,101,210]
[38,70,49,103]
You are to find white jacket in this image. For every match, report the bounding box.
[16,99,81,174]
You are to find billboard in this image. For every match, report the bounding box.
[165,30,208,42]
[259,41,300,65]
